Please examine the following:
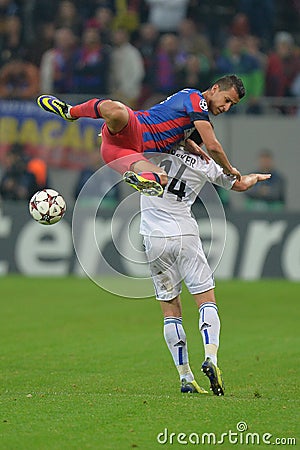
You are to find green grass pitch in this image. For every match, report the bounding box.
[0,276,299,449]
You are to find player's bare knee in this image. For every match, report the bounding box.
[100,100,125,118]
[100,100,128,132]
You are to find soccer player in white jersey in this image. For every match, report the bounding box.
[140,141,271,395]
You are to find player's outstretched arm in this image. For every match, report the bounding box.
[232,173,271,192]
[194,120,241,180]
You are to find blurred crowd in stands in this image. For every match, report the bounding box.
[0,0,300,113]
[0,143,49,200]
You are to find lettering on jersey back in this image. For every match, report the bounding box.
[169,148,196,168]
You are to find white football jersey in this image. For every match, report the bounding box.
[140,146,236,237]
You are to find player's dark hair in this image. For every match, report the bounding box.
[212,75,245,99]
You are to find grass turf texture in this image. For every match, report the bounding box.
[0,277,299,450]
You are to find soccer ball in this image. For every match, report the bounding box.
[29,189,66,225]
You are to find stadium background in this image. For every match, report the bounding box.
[0,2,299,449]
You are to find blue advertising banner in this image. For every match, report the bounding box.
[0,100,103,169]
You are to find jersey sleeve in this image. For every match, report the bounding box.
[184,91,210,123]
[204,160,236,190]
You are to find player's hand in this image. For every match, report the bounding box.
[256,173,271,182]
[225,166,241,181]
[185,139,210,163]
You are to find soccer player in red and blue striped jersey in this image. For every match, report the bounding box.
[37,75,245,196]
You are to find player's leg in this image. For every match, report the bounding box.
[37,95,167,195]
[143,235,207,393]
[100,108,168,194]
[102,145,167,196]
[123,158,168,195]
[99,103,168,188]
[194,289,219,366]
[70,99,129,133]
[160,296,206,394]
[193,290,224,396]
[179,235,224,395]
[37,95,129,131]
[96,100,129,133]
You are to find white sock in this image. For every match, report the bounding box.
[66,105,73,119]
[164,317,194,382]
[199,302,220,366]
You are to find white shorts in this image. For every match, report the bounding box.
[143,235,215,301]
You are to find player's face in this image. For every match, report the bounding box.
[209,85,240,115]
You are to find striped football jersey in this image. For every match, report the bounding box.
[135,88,211,153]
